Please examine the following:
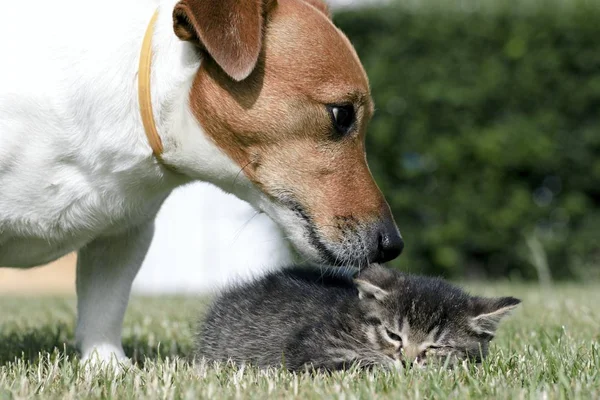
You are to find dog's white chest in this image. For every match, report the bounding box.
[0,159,169,267]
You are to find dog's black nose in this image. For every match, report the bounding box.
[372,218,404,263]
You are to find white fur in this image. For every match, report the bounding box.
[0,0,310,362]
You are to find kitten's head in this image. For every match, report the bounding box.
[354,265,521,367]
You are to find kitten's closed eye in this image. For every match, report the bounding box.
[426,345,458,358]
[427,345,455,352]
[385,329,402,343]
[366,317,382,326]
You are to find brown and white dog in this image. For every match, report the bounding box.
[0,0,402,364]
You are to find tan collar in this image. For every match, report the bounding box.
[138,10,164,158]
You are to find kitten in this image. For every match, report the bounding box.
[195,265,520,371]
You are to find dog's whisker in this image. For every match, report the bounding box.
[230,160,253,192]
[229,211,261,246]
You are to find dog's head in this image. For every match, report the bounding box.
[169,0,403,267]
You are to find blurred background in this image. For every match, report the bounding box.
[2,0,599,294]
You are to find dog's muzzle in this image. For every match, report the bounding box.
[369,216,404,263]
[288,200,404,266]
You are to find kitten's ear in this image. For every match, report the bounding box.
[354,265,396,301]
[354,279,389,301]
[469,297,521,336]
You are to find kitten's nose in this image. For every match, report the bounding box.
[371,217,404,263]
[403,357,426,369]
[400,347,422,368]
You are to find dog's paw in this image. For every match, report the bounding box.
[80,344,132,375]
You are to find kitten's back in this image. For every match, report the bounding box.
[196,266,357,367]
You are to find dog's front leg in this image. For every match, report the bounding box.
[75,222,154,364]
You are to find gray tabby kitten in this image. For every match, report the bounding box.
[196,265,520,371]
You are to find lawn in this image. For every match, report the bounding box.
[1,283,599,399]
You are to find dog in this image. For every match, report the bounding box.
[0,0,403,364]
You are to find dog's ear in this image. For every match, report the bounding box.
[173,0,276,81]
[303,0,331,18]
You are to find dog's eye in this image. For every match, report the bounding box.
[385,329,402,343]
[328,104,355,135]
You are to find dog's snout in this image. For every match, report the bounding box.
[372,218,403,263]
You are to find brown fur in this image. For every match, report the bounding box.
[180,0,398,257]
[173,0,266,81]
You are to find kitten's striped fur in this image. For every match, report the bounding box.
[195,265,520,371]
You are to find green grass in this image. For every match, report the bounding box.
[1,283,599,399]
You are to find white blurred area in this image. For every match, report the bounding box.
[132,183,294,294]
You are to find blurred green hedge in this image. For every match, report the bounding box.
[334,6,600,280]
